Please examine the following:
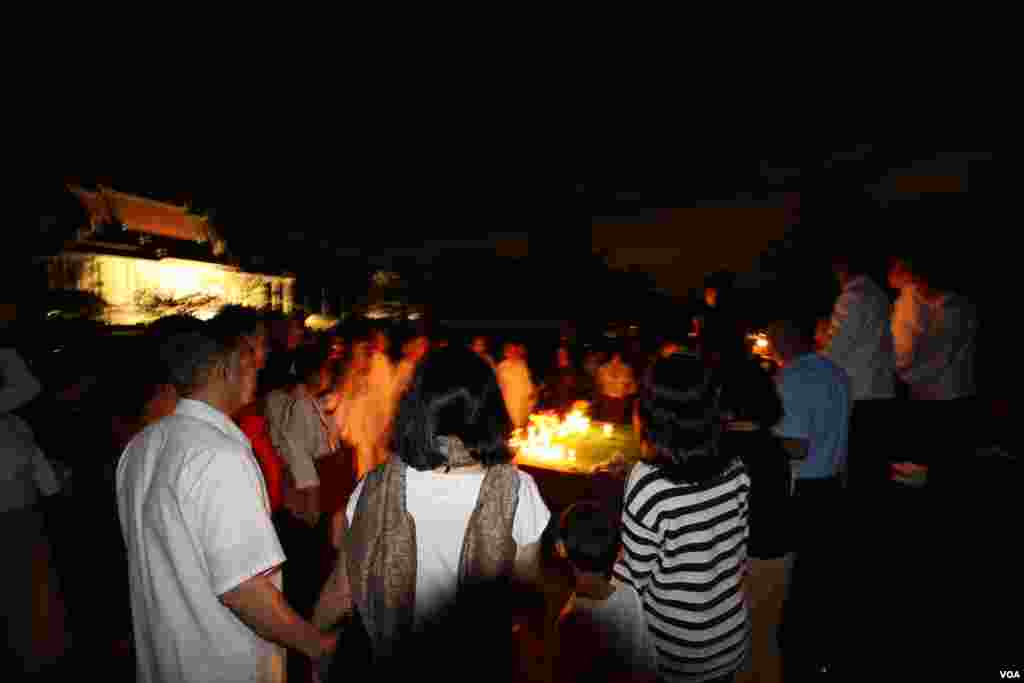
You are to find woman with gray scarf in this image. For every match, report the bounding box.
[314,348,551,680]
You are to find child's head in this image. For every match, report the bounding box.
[556,501,621,578]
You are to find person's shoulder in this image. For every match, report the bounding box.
[610,578,645,612]
[159,414,252,470]
[815,354,850,381]
[513,467,542,493]
[622,461,674,508]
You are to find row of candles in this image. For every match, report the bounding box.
[508,402,614,466]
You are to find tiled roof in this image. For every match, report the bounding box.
[69,186,223,250]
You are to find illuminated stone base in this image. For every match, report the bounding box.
[46,251,295,325]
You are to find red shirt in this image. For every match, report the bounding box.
[236,403,285,514]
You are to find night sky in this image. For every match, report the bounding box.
[57,150,995,300]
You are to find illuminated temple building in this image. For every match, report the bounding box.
[47,186,295,326]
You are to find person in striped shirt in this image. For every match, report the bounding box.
[615,353,751,683]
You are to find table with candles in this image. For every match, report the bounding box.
[509,402,643,515]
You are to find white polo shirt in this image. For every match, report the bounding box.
[117,399,286,683]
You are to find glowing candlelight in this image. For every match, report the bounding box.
[603,423,614,438]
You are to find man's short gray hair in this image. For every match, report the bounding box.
[158,332,240,397]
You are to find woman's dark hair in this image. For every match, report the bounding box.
[390,347,513,471]
[636,355,730,484]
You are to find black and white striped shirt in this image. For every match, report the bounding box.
[614,460,751,682]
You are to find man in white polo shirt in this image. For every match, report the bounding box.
[117,329,337,683]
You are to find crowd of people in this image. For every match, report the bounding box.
[0,236,993,682]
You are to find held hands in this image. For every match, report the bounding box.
[310,630,341,683]
[313,630,339,662]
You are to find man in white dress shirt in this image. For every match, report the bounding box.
[117,329,337,682]
[824,251,896,495]
[887,255,978,493]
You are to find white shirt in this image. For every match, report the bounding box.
[825,275,895,400]
[346,466,550,630]
[0,347,42,413]
[900,293,977,401]
[561,578,660,680]
[1,348,56,512]
[117,399,287,683]
[497,359,535,429]
[265,387,333,491]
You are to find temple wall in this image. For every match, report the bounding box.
[46,252,294,325]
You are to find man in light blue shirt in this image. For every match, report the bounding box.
[766,318,852,678]
[770,324,852,481]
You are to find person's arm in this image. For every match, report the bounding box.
[512,473,553,584]
[0,348,42,412]
[824,285,865,367]
[613,480,662,598]
[220,572,337,661]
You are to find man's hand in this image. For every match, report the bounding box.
[311,630,339,662]
[219,572,335,661]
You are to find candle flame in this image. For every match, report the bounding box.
[509,402,593,467]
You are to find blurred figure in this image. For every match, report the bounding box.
[335,326,394,480]
[1,344,67,675]
[469,335,496,368]
[542,345,579,414]
[660,339,682,358]
[595,348,636,424]
[497,342,536,429]
[581,348,606,401]
[394,333,430,399]
[698,271,737,351]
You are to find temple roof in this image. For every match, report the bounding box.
[69,185,225,254]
